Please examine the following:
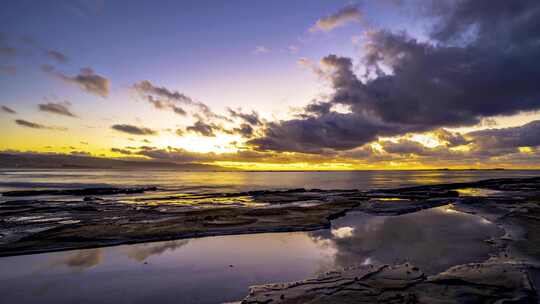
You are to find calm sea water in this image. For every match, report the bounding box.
[1,169,539,194]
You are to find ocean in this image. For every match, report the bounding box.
[2,169,539,195]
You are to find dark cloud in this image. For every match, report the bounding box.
[111,124,158,136]
[0,65,16,75]
[0,40,18,57]
[0,46,17,57]
[133,80,227,120]
[0,33,18,57]
[374,121,540,163]
[15,119,44,129]
[249,112,398,153]
[70,150,91,156]
[310,5,364,32]
[171,105,187,116]
[468,120,540,150]
[434,129,470,147]
[186,120,217,137]
[46,49,68,63]
[112,145,332,164]
[38,102,76,117]
[233,123,255,138]
[111,148,132,155]
[134,80,193,104]
[15,119,66,131]
[430,0,540,45]
[134,81,189,116]
[250,0,540,153]
[227,108,262,125]
[40,64,54,73]
[1,105,16,114]
[381,139,431,156]
[304,102,332,116]
[44,66,109,97]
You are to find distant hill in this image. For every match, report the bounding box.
[0,152,230,171]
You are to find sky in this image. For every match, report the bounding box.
[1,0,540,170]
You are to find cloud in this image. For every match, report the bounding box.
[373,121,540,163]
[297,57,312,67]
[38,102,76,117]
[111,147,132,155]
[0,33,18,57]
[15,119,67,131]
[0,65,16,75]
[468,120,540,150]
[254,46,270,54]
[0,47,17,57]
[134,80,193,105]
[233,123,255,138]
[132,80,228,120]
[430,0,540,45]
[250,0,540,153]
[434,129,469,147]
[112,145,333,164]
[249,112,396,153]
[381,139,430,155]
[288,45,299,54]
[44,66,109,97]
[45,49,68,63]
[310,5,364,32]
[111,124,158,136]
[40,64,54,73]
[186,120,218,137]
[1,105,16,114]
[70,150,91,156]
[227,108,262,125]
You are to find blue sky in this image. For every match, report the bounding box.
[0,0,422,114]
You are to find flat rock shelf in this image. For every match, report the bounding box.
[1,177,540,303]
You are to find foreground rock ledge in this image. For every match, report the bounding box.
[241,259,536,303]
[1,177,539,257]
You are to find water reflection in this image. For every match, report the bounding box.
[0,206,502,304]
[50,249,102,270]
[123,240,190,262]
[310,206,502,274]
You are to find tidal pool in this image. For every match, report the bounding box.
[0,205,501,304]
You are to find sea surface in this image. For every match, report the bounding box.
[1,168,539,195]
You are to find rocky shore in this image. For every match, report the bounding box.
[242,259,536,303]
[0,177,538,257]
[1,176,540,302]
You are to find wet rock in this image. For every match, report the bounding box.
[83,196,104,202]
[2,186,158,197]
[241,260,536,303]
[359,198,453,215]
[2,176,540,260]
